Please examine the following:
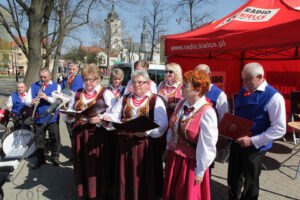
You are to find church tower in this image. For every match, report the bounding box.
[141,17,150,53]
[105,3,123,51]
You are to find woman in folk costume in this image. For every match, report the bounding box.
[108,68,125,101]
[123,60,157,95]
[157,63,183,118]
[67,64,116,200]
[162,70,218,200]
[103,70,168,200]
[153,63,183,197]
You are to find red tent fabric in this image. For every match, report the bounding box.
[165,0,300,55]
[164,0,300,118]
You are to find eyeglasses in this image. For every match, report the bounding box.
[132,81,147,86]
[165,70,174,74]
[83,78,97,83]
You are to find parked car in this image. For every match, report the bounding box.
[111,62,165,87]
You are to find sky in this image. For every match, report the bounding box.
[63,0,247,52]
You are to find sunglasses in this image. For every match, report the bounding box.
[165,70,174,74]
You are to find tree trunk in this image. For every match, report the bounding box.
[52,29,65,82]
[24,0,44,87]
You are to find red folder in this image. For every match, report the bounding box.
[218,113,254,140]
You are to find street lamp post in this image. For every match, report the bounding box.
[15,50,18,82]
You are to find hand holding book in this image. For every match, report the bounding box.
[218,113,254,140]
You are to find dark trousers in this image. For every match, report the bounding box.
[34,122,60,158]
[12,115,30,130]
[66,121,73,139]
[228,143,266,200]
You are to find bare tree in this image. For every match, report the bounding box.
[173,0,212,31]
[122,31,135,63]
[49,0,96,81]
[90,20,113,70]
[0,0,55,86]
[144,0,167,62]
[0,0,97,86]
[90,4,126,71]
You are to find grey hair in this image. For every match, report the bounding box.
[39,67,51,76]
[131,70,150,83]
[111,68,124,80]
[17,81,26,87]
[242,62,264,77]
[195,64,211,74]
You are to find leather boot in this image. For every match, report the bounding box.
[51,156,60,167]
[32,149,45,169]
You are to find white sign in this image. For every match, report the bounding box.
[215,7,280,28]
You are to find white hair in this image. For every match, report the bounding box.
[195,64,211,74]
[242,62,264,77]
[131,70,150,83]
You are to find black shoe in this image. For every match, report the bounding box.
[52,157,60,167]
[32,158,46,169]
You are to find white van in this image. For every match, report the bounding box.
[112,62,165,86]
[148,64,165,86]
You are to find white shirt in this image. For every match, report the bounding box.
[6,92,28,110]
[250,81,286,149]
[166,96,218,177]
[106,91,168,138]
[124,80,157,95]
[209,84,228,123]
[110,85,124,99]
[110,85,124,93]
[68,84,116,114]
[25,80,61,106]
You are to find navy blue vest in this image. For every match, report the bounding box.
[31,81,59,124]
[11,92,25,115]
[234,85,278,151]
[61,75,83,92]
[205,84,222,111]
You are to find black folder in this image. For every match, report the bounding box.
[106,116,159,133]
[60,100,108,118]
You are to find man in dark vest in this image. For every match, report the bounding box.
[195,64,228,123]
[6,82,28,129]
[61,62,83,140]
[25,68,61,169]
[61,62,83,94]
[228,62,286,200]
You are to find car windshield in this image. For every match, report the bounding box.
[148,69,165,85]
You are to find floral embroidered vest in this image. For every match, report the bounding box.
[158,82,182,118]
[74,87,106,122]
[119,94,157,136]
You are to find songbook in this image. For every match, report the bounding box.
[218,113,254,140]
[60,100,108,118]
[104,116,159,133]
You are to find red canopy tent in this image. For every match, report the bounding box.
[164,0,300,116]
